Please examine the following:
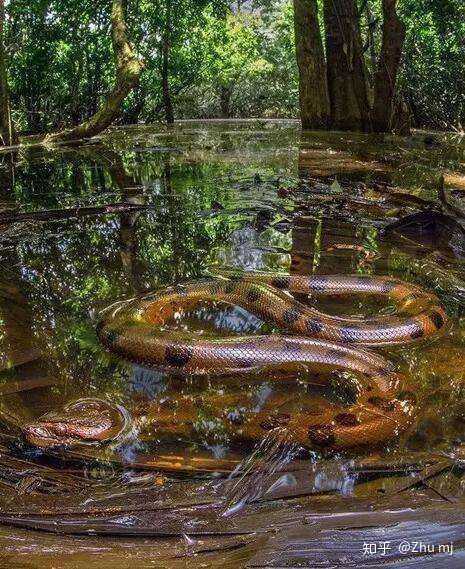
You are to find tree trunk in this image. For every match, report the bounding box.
[69,24,84,126]
[324,0,371,131]
[161,0,174,125]
[219,84,233,118]
[365,0,378,84]
[372,0,406,133]
[122,84,146,124]
[293,0,330,129]
[47,0,144,143]
[0,0,17,146]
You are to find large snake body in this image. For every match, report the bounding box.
[25,274,448,451]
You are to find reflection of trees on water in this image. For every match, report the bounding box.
[0,167,60,426]
[1,135,465,461]
[0,145,246,407]
[292,147,382,277]
[214,225,291,271]
[0,169,34,373]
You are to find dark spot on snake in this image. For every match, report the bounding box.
[334,412,359,426]
[282,308,301,327]
[304,404,326,415]
[308,424,336,447]
[240,339,261,351]
[409,322,425,339]
[260,413,291,430]
[306,317,324,334]
[271,277,288,289]
[282,308,301,326]
[340,325,362,342]
[429,310,445,330]
[309,276,330,292]
[369,321,392,332]
[238,358,256,369]
[368,396,396,412]
[164,345,192,367]
[291,258,299,268]
[281,340,302,354]
[374,367,391,378]
[246,288,261,303]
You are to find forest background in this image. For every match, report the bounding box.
[0,0,464,146]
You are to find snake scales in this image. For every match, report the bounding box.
[24,273,448,451]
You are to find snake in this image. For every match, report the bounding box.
[23,273,448,452]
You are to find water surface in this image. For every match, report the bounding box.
[1,120,465,564]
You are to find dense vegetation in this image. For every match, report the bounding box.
[0,0,464,144]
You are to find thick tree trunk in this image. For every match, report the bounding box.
[324,0,371,131]
[161,0,174,125]
[293,0,330,129]
[0,0,17,146]
[47,0,144,143]
[372,0,406,132]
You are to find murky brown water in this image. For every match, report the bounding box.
[1,121,465,566]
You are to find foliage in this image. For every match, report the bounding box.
[400,0,465,129]
[2,0,464,131]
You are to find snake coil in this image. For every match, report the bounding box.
[90,273,447,450]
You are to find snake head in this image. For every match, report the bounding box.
[23,398,127,449]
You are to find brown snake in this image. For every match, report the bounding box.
[24,273,448,451]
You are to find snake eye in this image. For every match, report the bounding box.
[334,413,359,426]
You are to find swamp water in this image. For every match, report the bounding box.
[1,121,465,566]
